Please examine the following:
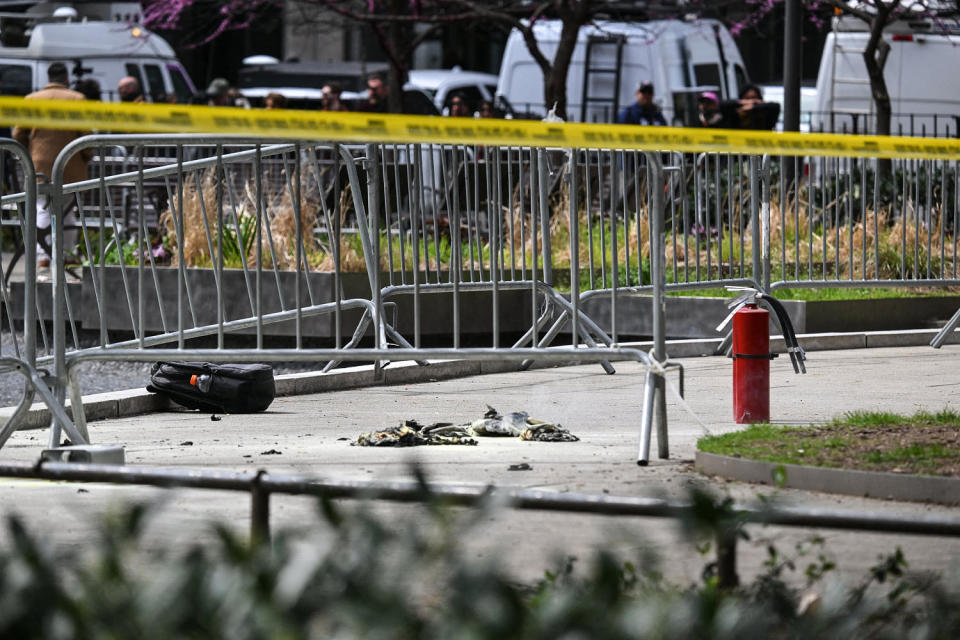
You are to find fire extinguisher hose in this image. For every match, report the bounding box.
[757,293,807,374]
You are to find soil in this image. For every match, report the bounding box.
[726,424,960,477]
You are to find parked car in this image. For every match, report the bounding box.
[238,60,389,96]
[238,59,439,114]
[239,85,438,115]
[406,68,499,115]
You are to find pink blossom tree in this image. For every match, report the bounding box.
[144,1,658,118]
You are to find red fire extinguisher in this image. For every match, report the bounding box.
[732,303,771,423]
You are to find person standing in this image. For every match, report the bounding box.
[365,73,389,113]
[321,82,348,111]
[698,91,741,129]
[12,62,91,269]
[74,78,102,101]
[478,100,497,118]
[117,76,143,102]
[265,92,287,109]
[617,83,666,126]
[206,78,233,106]
[448,92,471,117]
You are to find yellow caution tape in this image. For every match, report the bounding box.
[1,96,958,160]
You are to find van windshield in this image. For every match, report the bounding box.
[0,64,31,96]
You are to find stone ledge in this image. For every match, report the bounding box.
[696,451,960,505]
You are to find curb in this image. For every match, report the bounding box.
[2,328,956,432]
[695,451,960,505]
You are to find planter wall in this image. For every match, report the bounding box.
[4,267,958,341]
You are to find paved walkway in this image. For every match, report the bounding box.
[1,344,959,585]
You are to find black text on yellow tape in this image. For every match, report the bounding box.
[1,97,958,160]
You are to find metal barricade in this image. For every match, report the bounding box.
[347,142,677,461]
[28,134,672,465]
[763,153,960,347]
[571,150,763,346]
[0,140,79,448]
[356,143,617,365]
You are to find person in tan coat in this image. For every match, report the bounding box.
[12,62,92,267]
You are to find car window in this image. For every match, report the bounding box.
[168,66,193,103]
[143,64,166,102]
[0,64,32,96]
[444,86,483,111]
[693,64,721,93]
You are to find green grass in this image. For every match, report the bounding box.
[663,286,951,301]
[698,410,960,475]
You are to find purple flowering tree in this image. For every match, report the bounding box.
[143,1,647,118]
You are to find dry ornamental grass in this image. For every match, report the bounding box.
[155,163,957,294]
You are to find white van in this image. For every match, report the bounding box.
[0,3,196,102]
[813,14,960,136]
[496,18,749,124]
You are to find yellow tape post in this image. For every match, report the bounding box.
[1,96,958,160]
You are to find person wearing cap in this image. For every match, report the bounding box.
[206,77,232,106]
[617,82,666,126]
[698,91,739,128]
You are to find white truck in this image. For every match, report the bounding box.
[813,14,960,136]
[0,2,196,102]
[496,18,749,124]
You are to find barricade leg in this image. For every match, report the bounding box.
[47,179,68,448]
[637,369,657,465]
[931,306,960,348]
[66,363,90,443]
[646,152,669,460]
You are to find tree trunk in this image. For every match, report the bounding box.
[387,63,405,114]
[862,10,893,181]
[543,15,581,121]
[863,20,892,137]
[386,1,407,113]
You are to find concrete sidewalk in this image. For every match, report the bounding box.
[1,344,959,585]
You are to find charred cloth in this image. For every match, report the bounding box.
[353,406,579,447]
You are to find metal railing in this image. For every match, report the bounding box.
[0,135,676,465]
[4,460,960,588]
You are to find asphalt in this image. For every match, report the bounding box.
[1,344,960,587]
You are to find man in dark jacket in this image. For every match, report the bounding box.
[617,83,667,126]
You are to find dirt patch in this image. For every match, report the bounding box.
[718,424,960,477]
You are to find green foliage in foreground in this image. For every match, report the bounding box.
[699,410,960,474]
[1,486,960,639]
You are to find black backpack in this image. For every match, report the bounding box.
[147,362,276,413]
